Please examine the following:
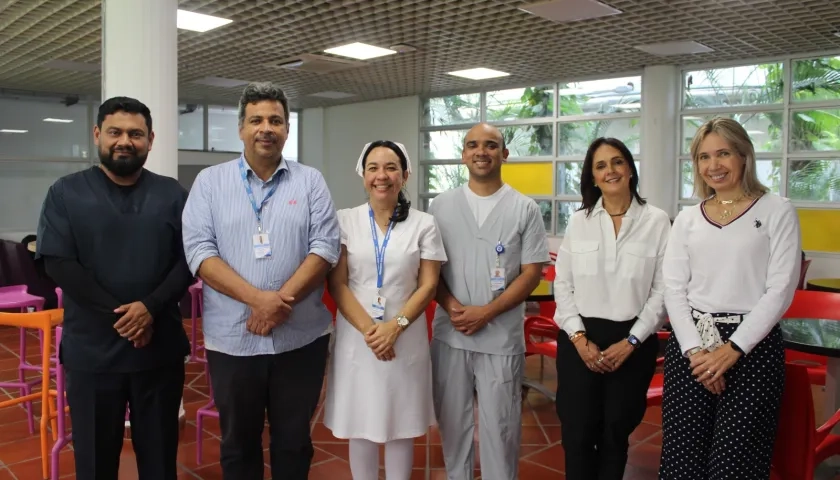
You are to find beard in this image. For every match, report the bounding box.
[99,146,147,177]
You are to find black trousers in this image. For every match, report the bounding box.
[65,361,185,480]
[206,334,330,480]
[555,317,659,480]
[659,321,784,480]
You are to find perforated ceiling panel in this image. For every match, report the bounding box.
[0,0,839,108]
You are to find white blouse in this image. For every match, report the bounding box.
[662,193,802,355]
[553,198,671,341]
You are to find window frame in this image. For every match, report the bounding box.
[675,51,840,211]
[418,72,644,235]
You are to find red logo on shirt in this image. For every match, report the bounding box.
[289,200,297,205]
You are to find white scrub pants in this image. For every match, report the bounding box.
[430,339,523,480]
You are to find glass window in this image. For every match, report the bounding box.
[558,118,641,155]
[788,159,840,202]
[680,159,781,199]
[556,201,582,235]
[789,109,840,152]
[0,161,90,233]
[423,130,468,160]
[535,199,552,234]
[558,76,641,116]
[422,164,468,193]
[421,196,435,212]
[486,86,554,121]
[178,103,204,150]
[207,105,241,153]
[285,111,299,162]
[682,112,782,154]
[499,124,553,157]
[556,161,584,196]
[792,56,840,103]
[422,94,480,127]
[0,97,92,159]
[683,63,783,108]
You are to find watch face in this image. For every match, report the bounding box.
[628,336,639,346]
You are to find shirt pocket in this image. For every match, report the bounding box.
[570,240,599,276]
[620,242,656,280]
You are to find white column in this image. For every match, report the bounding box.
[640,65,680,219]
[101,0,179,179]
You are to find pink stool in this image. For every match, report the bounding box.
[188,279,205,363]
[0,285,51,434]
[195,373,218,464]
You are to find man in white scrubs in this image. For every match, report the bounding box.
[428,123,550,479]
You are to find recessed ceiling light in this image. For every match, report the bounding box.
[519,0,622,23]
[43,118,74,123]
[177,9,232,32]
[447,68,510,80]
[634,40,714,56]
[308,91,356,99]
[324,42,397,60]
[0,129,28,133]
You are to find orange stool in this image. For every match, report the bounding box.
[0,309,63,479]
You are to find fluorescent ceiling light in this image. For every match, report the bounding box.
[324,42,397,60]
[177,9,232,32]
[635,41,714,56]
[0,129,28,133]
[43,118,74,123]
[519,0,622,23]
[448,68,510,80]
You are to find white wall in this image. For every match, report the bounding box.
[302,96,420,210]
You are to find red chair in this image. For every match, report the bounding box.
[645,330,671,407]
[771,362,840,480]
[322,286,337,321]
[781,290,840,386]
[425,300,436,342]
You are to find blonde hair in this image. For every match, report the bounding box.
[689,117,769,199]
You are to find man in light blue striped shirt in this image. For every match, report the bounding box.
[182,82,340,480]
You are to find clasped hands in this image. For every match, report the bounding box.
[688,343,742,395]
[449,303,492,336]
[574,335,634,373]
[114,301,153,348]
[246,290,295,336]
[364,320,402,362]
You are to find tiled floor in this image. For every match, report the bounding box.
[0,321,834,479]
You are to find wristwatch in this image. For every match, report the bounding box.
[396,315,410,330]
[627,335,641,349]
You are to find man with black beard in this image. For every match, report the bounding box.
[36,96,192,480]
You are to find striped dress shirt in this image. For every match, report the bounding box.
[182,155,340,356]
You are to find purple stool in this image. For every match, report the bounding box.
[0,285,51,434]
[188,279,205,363]
[195,372,218,464]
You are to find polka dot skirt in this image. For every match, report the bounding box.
[658,320,785,480]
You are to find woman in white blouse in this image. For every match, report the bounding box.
[324,140,447,480]
[553,137,670,480]
[659,118,801,479]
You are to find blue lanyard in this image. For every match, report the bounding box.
[368,206,395,290]
[239,158,278,232]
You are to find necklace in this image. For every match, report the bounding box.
[605,201,631,217]
[713,194,744,220]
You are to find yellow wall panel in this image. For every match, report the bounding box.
[502,162,553,196]
[531,280,552,296]
[798,209,840,253]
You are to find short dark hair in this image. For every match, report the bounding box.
[361,140,411,223]
[97,96,152,132]
[238,82,290,125]
[579,137,645,216]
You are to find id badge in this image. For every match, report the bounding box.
[369,294,387,321]
[490,268,506,292]
[252,233,272,259]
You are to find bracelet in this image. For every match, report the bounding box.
[727,340,744,354]
[569,331,586,343]
[684,347,702,358]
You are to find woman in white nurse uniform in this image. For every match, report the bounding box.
[324,140,447,480]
